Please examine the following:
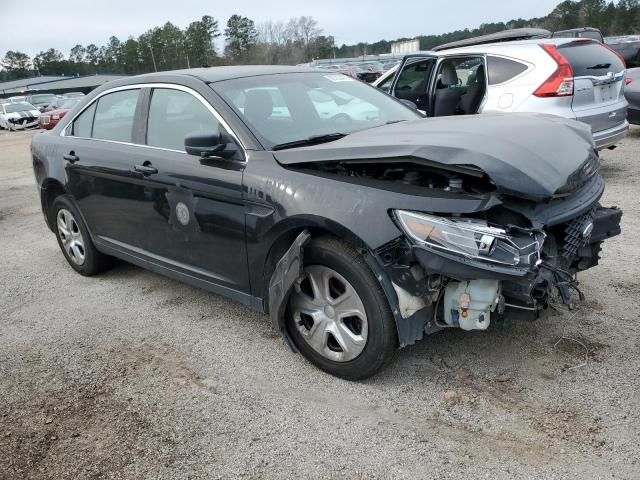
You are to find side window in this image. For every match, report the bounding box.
[92,89,140,142]
[395,60,431,92]
[72,102,97,137]
[486,56,528,85]
[147,88,219,151]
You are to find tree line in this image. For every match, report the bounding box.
[2,0,639,82]
[337,0,640,57]
[0,14,334,81]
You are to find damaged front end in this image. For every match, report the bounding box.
[7,114,39,130]
[270,115,622,347]
[372,175,621,346]
[297,152,620,347]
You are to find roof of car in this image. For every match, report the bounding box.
[130,65,317,84]
[433,28,551,51]
[555,27,602,33]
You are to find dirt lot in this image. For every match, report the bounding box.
[1,126,639,479]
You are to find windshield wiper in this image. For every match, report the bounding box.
[272,133,347,151]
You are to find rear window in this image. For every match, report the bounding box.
[30,94,56,104]
[559,42,625,77]
[486,56,528,85]
[579,31,603,41]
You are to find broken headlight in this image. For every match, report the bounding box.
[394,210,522,266]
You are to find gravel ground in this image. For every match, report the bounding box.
[1,127,639,479]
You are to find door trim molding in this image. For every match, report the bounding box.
[95,235,263,312]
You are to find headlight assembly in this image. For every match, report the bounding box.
[394,210,523,266]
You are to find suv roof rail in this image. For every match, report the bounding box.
[432,28,551,51]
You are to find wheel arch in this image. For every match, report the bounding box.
[261,215,408,350]
[40,178,70,231]
[261,215,372,307]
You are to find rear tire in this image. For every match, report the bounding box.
[51,195,113,276]
[286,236,397,380]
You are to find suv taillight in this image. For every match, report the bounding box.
[534,44,574,97]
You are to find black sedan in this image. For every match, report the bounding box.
[31,66,621,379]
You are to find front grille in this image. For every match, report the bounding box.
[561,209,595,258]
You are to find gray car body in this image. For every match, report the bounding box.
[625,68,640,125]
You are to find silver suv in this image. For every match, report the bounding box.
[374,38,628,150]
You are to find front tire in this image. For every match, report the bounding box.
[51,195,113,276]
[286,237,397,380]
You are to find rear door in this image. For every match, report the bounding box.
[560,41,627,133]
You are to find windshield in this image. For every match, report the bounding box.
[4,102,35,113]
[212,72,420,149]
[29,94,56,104]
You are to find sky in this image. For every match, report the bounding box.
[1,0,562,58]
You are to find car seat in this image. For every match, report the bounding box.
[433,61,463,117]
[459,64,486,115]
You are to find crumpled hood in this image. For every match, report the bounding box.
[273,112,597,201]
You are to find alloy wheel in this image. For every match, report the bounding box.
[290,265,368,362]
[56,209,86,265]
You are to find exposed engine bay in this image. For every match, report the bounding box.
[290,154,622,345]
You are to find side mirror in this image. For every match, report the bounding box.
[184,131,238,159]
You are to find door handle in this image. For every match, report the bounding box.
[63,152,79,163]
[133,163,158,175]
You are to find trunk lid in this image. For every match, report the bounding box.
[560,41,627,133]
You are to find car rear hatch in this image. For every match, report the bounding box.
[560,40,627,133]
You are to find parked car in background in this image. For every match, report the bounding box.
[316,64,380,83]
[32,66,621,379]
[7,95,27,103]
[26,93,58,113]
[0,102,40,130]
[552,27,605,42]
[39,98,82,130]
[44,96,79,112]
[551,28,640,68]
[606,35,640,68]
[63,92,85,99]
[625,68,640,125]
[374,37,628,150]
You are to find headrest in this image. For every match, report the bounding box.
[244,89,274,121]
[440,62,459,86]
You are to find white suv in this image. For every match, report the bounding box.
[374,38,628,150]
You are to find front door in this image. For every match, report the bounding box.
[62,85,250,297]
[123,86,249,295]
[390,56,435,113]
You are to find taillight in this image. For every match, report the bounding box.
[626,78,633,86]
[534,44,574,97]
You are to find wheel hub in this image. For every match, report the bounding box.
[290,265,368,362]
[56,208,86,266]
